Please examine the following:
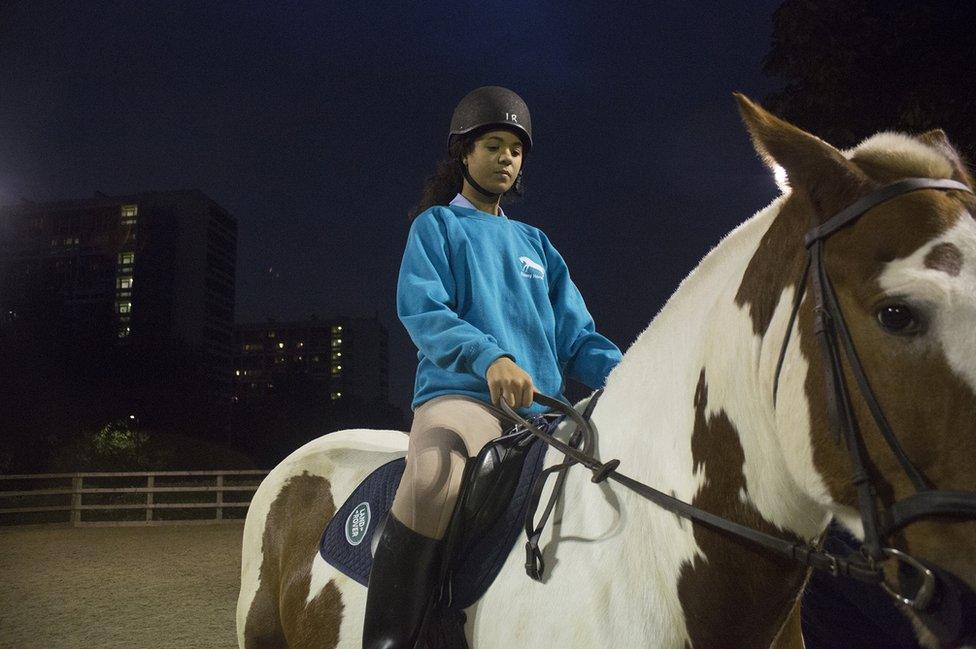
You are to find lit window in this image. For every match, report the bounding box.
[268,331,276,338]
[331,391,342,400]
[331,366,342,376]
[332,351,342,359]
[331,325,343,334]
[235,370,241,376]
[117,326,130,338]
[331,339,342,348]
[121,205,138,218]
[118,302,131,314]
[118,252,134,265]
[117,277,133,289]
[277,342,284,349]
[297,341,304,348]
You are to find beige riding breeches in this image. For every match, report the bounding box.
[390,394,516,540]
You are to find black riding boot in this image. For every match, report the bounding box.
[363,513,445,649]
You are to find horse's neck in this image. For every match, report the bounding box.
[549,196,832,645]
[590,194,829,541]
[485,198,834,647]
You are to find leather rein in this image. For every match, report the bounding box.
[499,177,976,622]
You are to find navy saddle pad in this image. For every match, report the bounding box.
[319,413,560,610]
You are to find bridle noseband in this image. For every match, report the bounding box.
[501,176,976,645]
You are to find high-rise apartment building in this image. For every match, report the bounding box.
[0,189,237,437]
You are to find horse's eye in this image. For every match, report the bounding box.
[876,304,921,334]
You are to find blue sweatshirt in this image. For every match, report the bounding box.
[397,193,623,417]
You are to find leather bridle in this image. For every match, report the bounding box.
[500,176,976,646]
[769,177,976,607]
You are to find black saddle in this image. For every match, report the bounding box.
[319,411,563,611]
[370,413,564,576]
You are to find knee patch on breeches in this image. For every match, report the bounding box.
[391,426,469,539]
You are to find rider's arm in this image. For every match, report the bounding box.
[397,210,515,379]
[541,231,623,390]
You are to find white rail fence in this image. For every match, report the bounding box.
[0,470,269,526]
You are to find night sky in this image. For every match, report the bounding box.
[0,1,786,414]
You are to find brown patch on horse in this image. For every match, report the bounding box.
[677,368,808,648]
[734,191,812,337]
[924,242,963,276]
[245,471,344,649]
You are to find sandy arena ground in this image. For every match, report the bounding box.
[0,523,245,649]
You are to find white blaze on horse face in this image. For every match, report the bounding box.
[876,211,976,396]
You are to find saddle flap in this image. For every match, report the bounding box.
[459,428,536,536]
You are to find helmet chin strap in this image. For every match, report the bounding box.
[460,161,503,198]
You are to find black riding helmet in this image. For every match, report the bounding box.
[449,86,532,198]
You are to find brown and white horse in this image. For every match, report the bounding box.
[237,95,976,648]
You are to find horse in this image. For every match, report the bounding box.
[236,94,976,648]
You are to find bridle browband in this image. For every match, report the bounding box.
[500,176,976,643]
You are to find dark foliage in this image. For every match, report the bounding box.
[764,0,976,159]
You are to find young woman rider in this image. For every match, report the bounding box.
[364,85,623,649]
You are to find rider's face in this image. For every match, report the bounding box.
[463,129,524,194]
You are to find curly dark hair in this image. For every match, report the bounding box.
[407,127,526,221]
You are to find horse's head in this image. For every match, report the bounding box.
[735,94,976,646]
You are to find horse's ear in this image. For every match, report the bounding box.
[917,129,976,189]
[733,92,868,221]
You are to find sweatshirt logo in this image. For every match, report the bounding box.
[519,256,545,280]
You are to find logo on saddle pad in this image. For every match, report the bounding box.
[519,256,545,280]
[345,502,371,546]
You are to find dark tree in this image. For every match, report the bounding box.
[763,0,976,159]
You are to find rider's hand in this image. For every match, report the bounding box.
[486,356,536,409]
